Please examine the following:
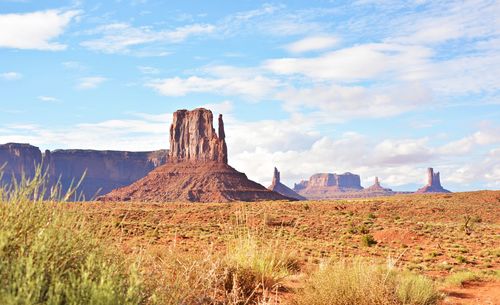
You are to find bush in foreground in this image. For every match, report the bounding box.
[295,259,440,305]
[0,168,144,305]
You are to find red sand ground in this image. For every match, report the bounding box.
[82,190,499,304]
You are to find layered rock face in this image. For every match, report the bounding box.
[0,143,168,199]
[0,143,42,183]
[295,172,363,191]
[169,109,227,163]
[294,172,364,200]
[45,149,168,199]
[416,168,451,193]
[268,167,305,201]
[101,108,290,203]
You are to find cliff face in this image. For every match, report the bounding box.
[45,149,168,199]
[101,108,291,203]
[293,172,366,200]
[0,143,42,182]
[268,167,305,201]
[416,168,451,193]
[294,172,363,192]
[0,143,168,200]
[169,109,227,164]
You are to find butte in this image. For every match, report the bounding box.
[100,108,291,202]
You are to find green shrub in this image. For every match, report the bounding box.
[295,259,439,305]
[0,167,144,305]
[226,230,299,289]
[455,255,467,264]
[397,272,440,305]
[444,271,480,287]
[361,234,377,247]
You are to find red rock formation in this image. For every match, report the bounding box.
[294,172,364,199]
[416,168,451,193]
[0,143,42,182]
[268,167,305,200]
[100,108,290,203]
[45,149,168,199]
[169,109,227,164]
[0,143,168,199]
[366,176,393,192]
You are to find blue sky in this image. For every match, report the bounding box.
[0,0,499,191]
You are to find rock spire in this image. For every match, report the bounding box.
[169,108,228,164]
[268,167,305,201]
[416,168,451,193]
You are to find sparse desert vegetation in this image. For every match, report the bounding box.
[1,171,499,304]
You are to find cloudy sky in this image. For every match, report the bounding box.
[1,0,499,191]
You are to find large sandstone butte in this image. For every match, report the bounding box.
[294,172,364,199]
[0,143,168,199]
[268,167,305,201]
[100,108,290,203]
[416,168,451,193]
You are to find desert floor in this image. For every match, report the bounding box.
[80,191,499,304]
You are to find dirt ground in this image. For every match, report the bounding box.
[80,190,500,304]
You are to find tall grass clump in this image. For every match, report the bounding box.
[295,258,440,305]
[146,209,300,305]
[227,230,298,289]
[0,165,145,305]
[444,271,480,287]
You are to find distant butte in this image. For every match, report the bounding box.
[268,167,305,201]
[293,172,364,199]
[416,168,451,193]
[100,108,291,202]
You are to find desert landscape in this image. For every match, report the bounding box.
[1,1,499,305]
[1,108,498,305]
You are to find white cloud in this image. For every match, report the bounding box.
[147,75,279,99]
[438,127,500,155]
[81,23,214,54]
[0,72,22,80]
[266,43,432,81]
[37,96,60,103]
[387,1,500,45]
[276,82,431,121]
[0,10,80,51]
[218,4,328,37]
[285,35,338,53]
[76,76,107,90]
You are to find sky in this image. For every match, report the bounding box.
[0,0,499,192]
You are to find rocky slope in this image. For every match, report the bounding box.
[268,167,305,200]
[0,143,167,199]
[100,108,290,203]
[416,168,451,193]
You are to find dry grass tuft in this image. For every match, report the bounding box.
[295,258,440,305]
